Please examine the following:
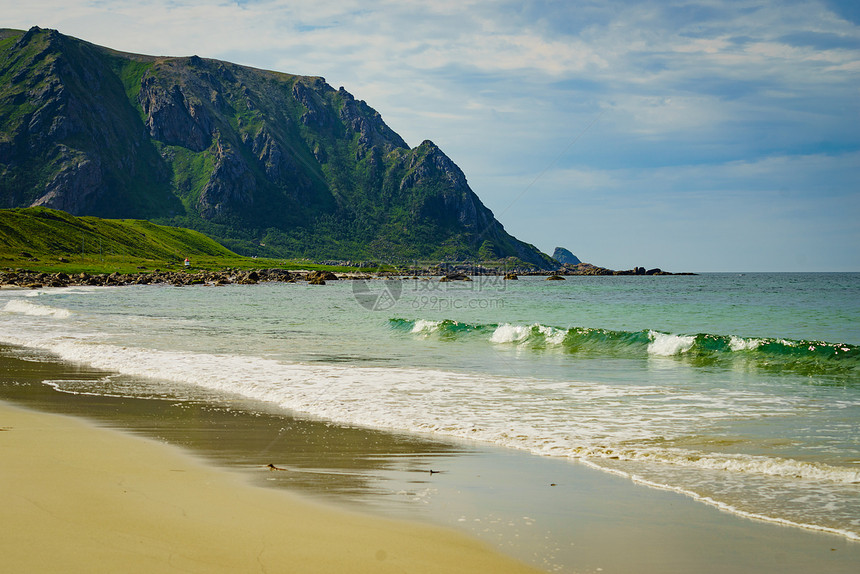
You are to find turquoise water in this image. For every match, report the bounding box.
[1,272,858,539]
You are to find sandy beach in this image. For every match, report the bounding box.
[0,401,540,573]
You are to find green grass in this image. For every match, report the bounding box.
[0,207,361,274]
[109,56,154,109]
[159,144,215,207]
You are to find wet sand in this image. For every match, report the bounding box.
[1,344,859,573]
[0,402,541,573]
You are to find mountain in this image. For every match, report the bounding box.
[552,247,581,266]
[0,27,554,268]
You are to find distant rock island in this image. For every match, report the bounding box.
[556,264,692,276]
[552,247,581,266]
[547,246,692,275]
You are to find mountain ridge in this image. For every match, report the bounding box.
[0,27,555,268]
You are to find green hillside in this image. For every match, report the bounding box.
[0,207,246,272]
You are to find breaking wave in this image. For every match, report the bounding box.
[391,318,859,376]
[2,299,73,319]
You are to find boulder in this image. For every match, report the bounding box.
[440,273,471,282]
[306,270,338,282]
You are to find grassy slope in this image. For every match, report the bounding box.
[0,207,355,274]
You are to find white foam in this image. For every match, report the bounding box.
[490,323,531,343]
[489,323,566,345]
[537,324,567,345]
[575,444,860,485]
[2,299,72,319]
[647,331,695,355]
[411,319,441,334]
[730,336,763,351]
[6,328,851,486]
[579,459,860,541]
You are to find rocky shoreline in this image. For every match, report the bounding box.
[0,263,693,289]
[0,268,303,289]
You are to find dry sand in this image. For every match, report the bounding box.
[0,401,540,573]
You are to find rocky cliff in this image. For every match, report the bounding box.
[0,27,553,267]
[552,247,581,266]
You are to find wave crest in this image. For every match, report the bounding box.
[647,331,697,356]
[489,323,566,345]
[2,299,72,319]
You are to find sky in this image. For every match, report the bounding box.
[4,1,860,271]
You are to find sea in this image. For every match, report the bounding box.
[1,272,858,546]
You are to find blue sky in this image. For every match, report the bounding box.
[5,0,859,271]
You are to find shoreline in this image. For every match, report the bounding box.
[2,344,860,573]
[0,400,540,574]
[0,263,695,289]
